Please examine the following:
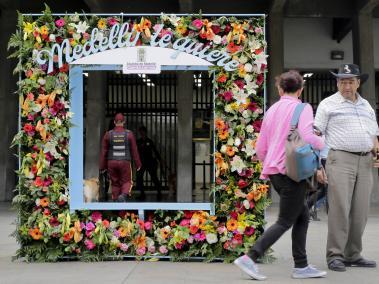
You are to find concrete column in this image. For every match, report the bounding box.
[267,11,285,108]
[0,9,18,201]
[84,72,106,179]
[352,8,379,206]
[176,72,193,202]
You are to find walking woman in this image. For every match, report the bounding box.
[234,70,326,280]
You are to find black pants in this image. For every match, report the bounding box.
[247,174,309,268]
[136,164,162,197]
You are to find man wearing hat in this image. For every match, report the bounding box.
[315,64,379,272]
[99,113,142,202]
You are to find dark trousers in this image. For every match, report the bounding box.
[247,174,309,268]
[136,164,162,197]
[107,160,132,200]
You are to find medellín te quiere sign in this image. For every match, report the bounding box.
[35,23,240,73]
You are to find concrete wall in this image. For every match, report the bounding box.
[284,18,355,70]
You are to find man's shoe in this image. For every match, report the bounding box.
[117,194,128,202]
[233,255,267,281]
[344,258,377,268]
[328,259,346,272]
[292,265,327,279]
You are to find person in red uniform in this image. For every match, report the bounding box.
[99,113,141,202]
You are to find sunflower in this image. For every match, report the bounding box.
[40,25,49,35]
[226,219,238,231]
[97,18,107,30]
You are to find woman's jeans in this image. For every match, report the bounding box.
[247,174,309,268]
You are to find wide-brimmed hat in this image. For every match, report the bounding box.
[114,113,125,122]
[330,63,369,83]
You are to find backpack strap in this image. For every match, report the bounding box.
[290,103,307,129]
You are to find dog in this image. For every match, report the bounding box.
[83,177,100,203]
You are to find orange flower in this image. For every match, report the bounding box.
[40,197,49,207]
[226,146,235,157]
[215,118,225,130]
[215,152,224,167]
[35,121,47,141]
[133,235,146,249]
[258,184,269,194]
[160,228,170,239]
[218,129,229,140]
[226,219,238,231]
[118,227,128,238]
[190,225,199,234]
[246,191,255,201]
[254,191,262,201]
[29,227,43,240]
[227,42,240,54]
[217,74,227,83]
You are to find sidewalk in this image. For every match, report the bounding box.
[1,202,378,284]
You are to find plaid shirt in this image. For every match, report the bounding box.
[315,92,379,152]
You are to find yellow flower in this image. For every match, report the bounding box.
[40,25,49,35]
[176,24,187,35]
[230,102,239,111]
[97,18,107,30]
[23,22,34,39]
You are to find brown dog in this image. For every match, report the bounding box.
[83,178,99,203]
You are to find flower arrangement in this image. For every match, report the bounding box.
[8,7,270,262]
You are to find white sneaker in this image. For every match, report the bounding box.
[292,265,327,279]
[234,255,267,281]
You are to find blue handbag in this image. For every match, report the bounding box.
[285,103,320,182]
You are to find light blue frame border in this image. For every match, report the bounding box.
[69,64,214,216]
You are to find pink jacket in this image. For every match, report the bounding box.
[256,95,324,179]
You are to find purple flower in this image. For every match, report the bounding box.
[136,247,146,256]
[114,230,120,238]
[194,232,206,241]
[120,243,129,252]
[223,91,233,102]
[85,222,95,231]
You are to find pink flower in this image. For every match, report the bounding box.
[217,226,226,234]
[136,247,146,256]
[83,33,90,40]
[192,19,203,30]
[144,221,152,231]
[114,230,120,238]
[230,211,238,220]
[245,226,255,236]
[148,245,156,253]
[84,239,96,250]
[120,243,129,252]
[179,219,190,227]
[253,120,262,132]
[91,211,102,222]
[223,91,233,102]
[187,235,194,244]
[194,232,206,241]
[107,18,118,26]
[85,222,95,232]
[234,80,245,89]
[55,18,65,28]
[255,27,263,34]
[159,245,168,254]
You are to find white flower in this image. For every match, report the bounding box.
[227,137,234,146]
[169,14,180,26]
[244,63,253,73]
[37,78,46,85]
[242,110,251,119]
[248,38,261,51]
[75,21,90,34]
[220,145,227,154]
[44,141,61,159]
[49,34,56,42]
[254,52,268,71]
[230,156,246,174]
[246,125,254,133]
[234,137,241,147]
[206,233,218,244]
[213,35,222,44]
[244,139,256,157]
[32,49,39,60]
[70,13,80,22]
[244,74,253,82]
[245,80,258,95]
[239,55,248,64]
[160,13,170,22]
[234,89,249,104]
[243,199,250,209]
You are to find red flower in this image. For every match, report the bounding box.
[190,225,199,234]
[223,91,233,102]
[237,179,248,189]
[23,123,34,133]
[217,74,227,83]
[230,211,238,220]
[253,120,262,132]
[59,63,69,73]
[102,219,110,228]
[211,25,221,34]
[34,177,44,187]
[248,102,258,112]
[91,211,102,222]
[184,210,193,219]
[234,80,245,89]
[233,233,243,244]
[224,24,231,33]
[257,74,264,86]
[244,226,255,236]
[227,42,240,54]
[49,217,60,227]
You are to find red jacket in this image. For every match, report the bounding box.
[99,126,142,170]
